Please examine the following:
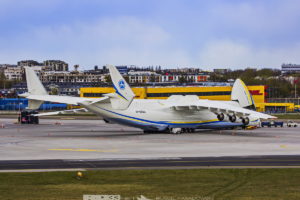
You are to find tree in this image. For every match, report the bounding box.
[257,68,280,77]
[265,78,293,98]
[0,72,6,89]
[124,76,130,83]
[49,87,59,95]
[104,75,112,83]
[149,75,156,82]
[0,72,17,89]
[179,75,187,83]
[209,73,227,82]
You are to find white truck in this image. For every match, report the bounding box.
[286,120,298,127]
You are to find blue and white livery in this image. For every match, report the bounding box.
[20,65,275,134]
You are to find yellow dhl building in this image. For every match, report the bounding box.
[80,85,265,102]
[80,85,295,112]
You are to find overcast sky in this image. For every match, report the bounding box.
[0,0,300,69]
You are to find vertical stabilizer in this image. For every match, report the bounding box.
[231,79,255,109]
[24,67,47,109]
[107,65,135,109]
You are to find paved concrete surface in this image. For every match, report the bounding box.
[1,118,300,161]
[1,155,300,171]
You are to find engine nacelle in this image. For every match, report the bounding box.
[217,113,225,121]
[228,114,237,122]
[216,112,250,125]
[217,113,247,124]
[241,117,250,125]
[217,113,238,123]
[233,116,250,125]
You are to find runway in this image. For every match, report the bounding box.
[1,155,300,170]
[1,117,300,170]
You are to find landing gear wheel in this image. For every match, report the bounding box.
[170,128,182,134]
[187,128,195,133]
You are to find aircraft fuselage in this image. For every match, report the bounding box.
[83,99,248,131]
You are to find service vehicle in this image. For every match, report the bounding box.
[287,120,298,127]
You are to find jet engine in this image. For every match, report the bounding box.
[228,114,237,122]
[241,117,250,125]
[216,113,248,125]
[233,116,250,125]
[217,113,237,122]
[217,113,225,121]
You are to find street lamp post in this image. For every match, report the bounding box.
[19,102,22,113]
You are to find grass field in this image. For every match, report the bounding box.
[273,113,300,120]
[1,168,300,200]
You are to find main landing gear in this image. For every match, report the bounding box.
[143,128,196,134]
[170,128,195,134]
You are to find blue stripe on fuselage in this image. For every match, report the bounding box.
[95,105,242,127]
[108,117,243,130]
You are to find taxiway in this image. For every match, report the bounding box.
[0,118,300,170]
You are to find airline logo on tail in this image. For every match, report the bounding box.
[118,80,125,90]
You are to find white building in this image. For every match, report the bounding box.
[4,66,23,80]
[40,71,105,83]
[128,71,158,83]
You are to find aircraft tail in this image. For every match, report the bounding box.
[231,79,256,110]
[106,65,135,110]
[23,67,48,109]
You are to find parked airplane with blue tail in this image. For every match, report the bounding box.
[19,65,275,134]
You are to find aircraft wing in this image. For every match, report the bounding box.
[32,108,88,116]
[168,99,275,119]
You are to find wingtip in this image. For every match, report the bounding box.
[267,114,277,119]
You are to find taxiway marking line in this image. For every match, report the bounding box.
[169,159,300,163]
[48,149,119,152]
[98,165,300,169]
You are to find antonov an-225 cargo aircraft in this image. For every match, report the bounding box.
[20,65,275,134]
